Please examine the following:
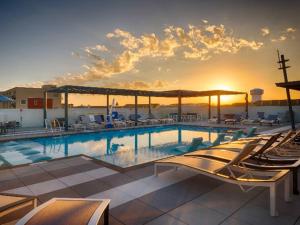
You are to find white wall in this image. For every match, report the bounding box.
[0,105,299,128]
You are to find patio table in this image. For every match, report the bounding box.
[16,198,110,225]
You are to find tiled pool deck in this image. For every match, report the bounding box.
[1,156,300,225]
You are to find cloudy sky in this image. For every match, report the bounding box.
[0,0,299,105]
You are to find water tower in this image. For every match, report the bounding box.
[250,88,264,103]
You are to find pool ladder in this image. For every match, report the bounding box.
[44,119,63,133]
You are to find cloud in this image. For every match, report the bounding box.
[102,79,171,90]
[261,27,270,36]
[271,35,287,42]
[286,27,296,33]
[271,27,296,42]
[25,21,263,87]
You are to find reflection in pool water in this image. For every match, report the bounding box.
[0,125,229,168]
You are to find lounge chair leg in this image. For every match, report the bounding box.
[270,184,278,216]
[284,172,292,202]
[292,169,299,195]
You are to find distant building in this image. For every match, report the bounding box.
[250,88,264,103]
[253,99,300,106]
[0,85,62,109]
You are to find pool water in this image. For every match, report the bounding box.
[0,125,229,168]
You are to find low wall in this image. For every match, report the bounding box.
[0,105,299,128]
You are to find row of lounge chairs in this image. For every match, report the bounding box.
[208,112,281,126]
[155,129,300,216]
[71,113,175,130]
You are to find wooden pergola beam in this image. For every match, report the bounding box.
[48,85,246,98]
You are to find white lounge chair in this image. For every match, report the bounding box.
[155,140,292,216]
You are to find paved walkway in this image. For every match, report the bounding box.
[1,156,300,225]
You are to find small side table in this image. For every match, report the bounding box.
[0,193,37,225]
[16,198,110,225]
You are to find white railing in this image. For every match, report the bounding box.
[53,119,63,132]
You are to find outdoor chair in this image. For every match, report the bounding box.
[185,133,226,149]
[257,111,265,119]
[185,132,300,194]
[260,114,280,126]
[155,139,292,216]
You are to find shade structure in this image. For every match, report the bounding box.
[0,95,14,102]
[46,85,248,130]
[276,81,300,91]
[275,80,300,130]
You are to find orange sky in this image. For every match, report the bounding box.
[1,0,299,106]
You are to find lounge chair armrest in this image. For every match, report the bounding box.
[268,169,290,182]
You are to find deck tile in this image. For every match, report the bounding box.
[12,165,45,177]
[100,173,134,187]
[191,183,263,216]
[18,172,55,186]
[139,175,221,212]
[0,169,17,182]
[88,188,136,208]
[111,199,163,225]
[231,190,298,225]
[169,201,226,225]
[70,179,111,197]
[145,214,187,225]
[37,187,81,203]
[0,178,25,192]
[27,179,67,196]
[109,215,125,225]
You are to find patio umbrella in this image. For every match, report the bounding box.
[0,95,14,102]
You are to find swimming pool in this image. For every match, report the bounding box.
[0,125,229,168]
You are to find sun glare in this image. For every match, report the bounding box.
[210,83,237,105]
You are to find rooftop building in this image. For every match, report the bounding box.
[0,85,62,109]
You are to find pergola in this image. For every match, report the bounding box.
[276,80,300,130]
[45,85,248,131]
[276,81,300,91]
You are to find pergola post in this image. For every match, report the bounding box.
[134,95,138,126]
[208,96,211,119]
[148,96,151,116]
[279,54,296,130]
[43,91,47,128]
[64,92,69,131]
[106,94,110,115]
[148,132,152,148]
[217,95,221,124]
[178,95,182,122]
[245,93,249,119]
[64,139,69,157]
[178,127,182,144]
